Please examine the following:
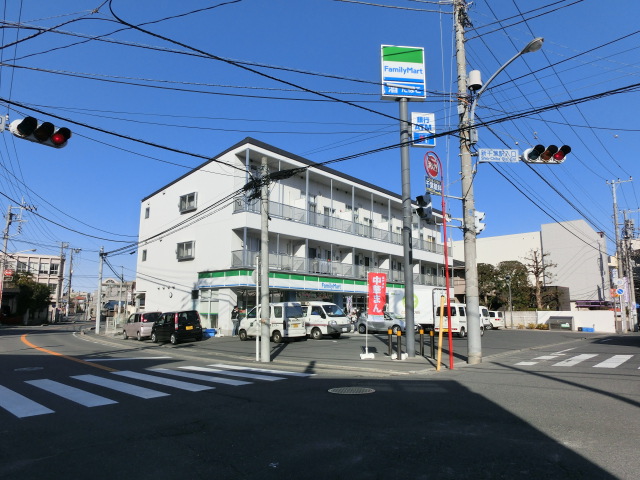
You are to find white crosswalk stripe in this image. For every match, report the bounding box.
[516,353,638,369]
[0,363,311,419]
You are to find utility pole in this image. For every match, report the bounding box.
[0,205,13,316]
[95,247,104,334]
[56,242,68,322]
[622,210,638,331]
[66,248,80,316]
[260,156,271,363]
[454,0,482,364]
[608,177,632,332]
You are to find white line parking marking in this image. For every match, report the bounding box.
[72,374,169,399]
[26,379,117,407]
[0,385,54,418]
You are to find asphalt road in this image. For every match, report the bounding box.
[1,319,638,479]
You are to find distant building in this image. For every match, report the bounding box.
[0,252,63,322]
[452,220,610,309]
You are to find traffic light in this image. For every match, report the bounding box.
[473,210,486,234]
[415,194,435,224]
[9,117,71,148]
[522,144,570,164]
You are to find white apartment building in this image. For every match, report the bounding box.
[452,219,610,308]
[135,138,450,334]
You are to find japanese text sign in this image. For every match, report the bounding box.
[367,272,387,315]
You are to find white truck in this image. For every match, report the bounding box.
[388,285,447,331]
[238,302,307,343]
[434,302,485,338]
[301,301,352,339]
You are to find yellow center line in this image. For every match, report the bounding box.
[20,333,118,372]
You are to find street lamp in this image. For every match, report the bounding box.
[505,275,513,329]
[455,17,543,363]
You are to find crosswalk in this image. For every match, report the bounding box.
[0,363,314,419]
[515,350,637,369]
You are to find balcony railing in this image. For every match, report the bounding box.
[234,199,443,254]
[231,250,445,287]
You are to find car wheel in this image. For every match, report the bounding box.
[151,332,158,343]
[358,324,366,334]
[311,328,322,340]
[170,333,178,345]
[122,330,128,340]
[239,329,248,341]
[480,326,484,336]
[330,333,341,339]
[136,331,142,341]
[392,325,400,335]
[458,327,466,338]
[271,330,283,344]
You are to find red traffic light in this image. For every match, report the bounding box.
[553,145,571,161]
[9,118,71,148]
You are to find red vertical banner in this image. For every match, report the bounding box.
[367,272,387,315]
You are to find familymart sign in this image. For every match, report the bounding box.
[381,45,426,101]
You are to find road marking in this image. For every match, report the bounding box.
[515,361,538,366]
[85,357,172,362]
[21,334,117,372]
[151,368,250,386]
[201,366,285,381]
[25,379,117,407]
[209,363,316,377]
[0,384,54,418]
[533,355,562,360]
[72,374,170,399]
[112,371,214,392]
[552,354,598,367]
[593,355,633,368]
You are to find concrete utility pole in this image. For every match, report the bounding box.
[399,97,416,357]
[260,156,271,363]
[622,210,638,331]
[95,247,104,334]
[66,248,80,316]
[56,242,68,322]
[454,0,482,364]
[608,177,632,332]
[0,205,13,315]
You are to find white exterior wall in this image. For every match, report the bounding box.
[135,139,449,332]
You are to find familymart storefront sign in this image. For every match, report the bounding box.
[197,269,403,295]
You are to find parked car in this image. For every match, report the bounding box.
[238,302,306,343]
[151,310,203,345]
[480,306,492,331]
[122,311,161,341]
[301,301,351,339]
[489,311,505,329]
[355,312,407,334]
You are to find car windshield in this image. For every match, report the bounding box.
[285,304,304,318]
[143,312,161,322]
[324,304,345,317]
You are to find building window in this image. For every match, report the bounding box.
[39,263,50,274]
[17,261,27,272]
[50,264,59,275]
[29,261,38,274]
[142,249,147,262]
[179,193,197,213]
[49,283,57,295]
[177,241,195,261]
[145,207,150,219]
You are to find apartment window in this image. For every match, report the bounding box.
[144,207,150,219]
[179,193,197,213]
[50,264,59,275]
[177,241,195,261]
[142,249,147,262]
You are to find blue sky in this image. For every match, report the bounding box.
[0,0,638,293]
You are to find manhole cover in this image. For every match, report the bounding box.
[328,387,375,395]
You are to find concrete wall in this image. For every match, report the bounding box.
[505,310,616,333]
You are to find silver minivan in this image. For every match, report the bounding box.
[122,311,161,341]
[355,312,406,334]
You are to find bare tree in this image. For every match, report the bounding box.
[524,249,557,309]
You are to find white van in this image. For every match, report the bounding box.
[489,311,505,329]
[433,303,484,338]
[238,302,307,343]
[301,301,351,339]
[479,306,492,331]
